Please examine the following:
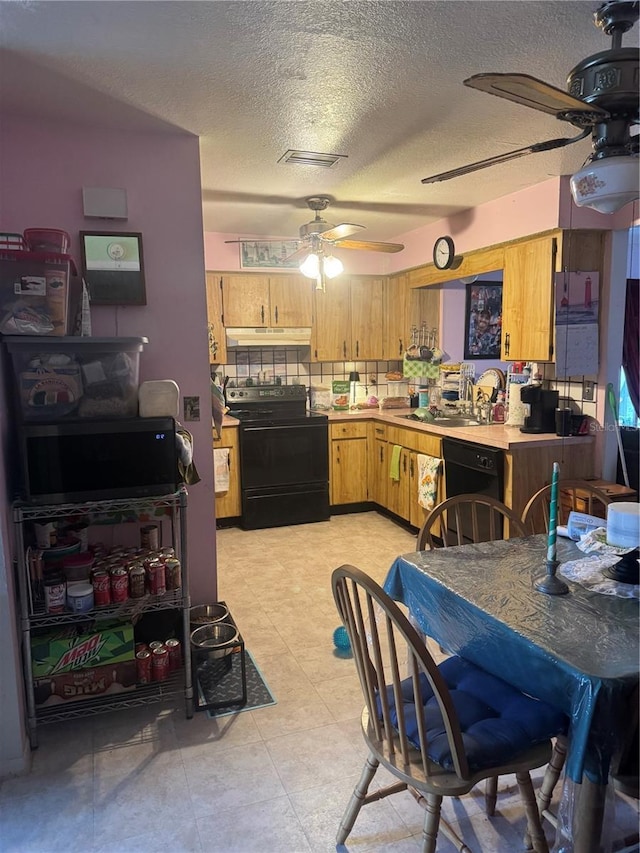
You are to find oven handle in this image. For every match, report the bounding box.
[241,423,327,435]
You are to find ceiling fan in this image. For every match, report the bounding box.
[421,0,639,213]
[225,195,404,259]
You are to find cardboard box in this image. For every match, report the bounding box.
[332,380,350,410]
[0,250,81,336]
[33,660,137,706]
[31,620,134,678]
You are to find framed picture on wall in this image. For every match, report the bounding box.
[80,231,146,305]
[463,281,503,359]
[238,240,301,270]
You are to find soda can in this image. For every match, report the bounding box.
[147,560,166,596]
[151,646,170,682]
[129,564,146,599]
[136,650,152,684]
[135,642,150,655]
[110,567,129,603]
[140,524,159,551]
[165,638,182,670]
[164,558,182,591]
[160,546,175,560]
[92,571,111,607]
[148,640,164,651]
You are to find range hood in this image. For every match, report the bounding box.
[225,327,312,347]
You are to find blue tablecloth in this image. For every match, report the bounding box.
[383,535,639,785]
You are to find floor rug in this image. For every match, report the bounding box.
[197,650,277,719]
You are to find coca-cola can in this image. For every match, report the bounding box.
[136,650,152,684]
[135,642,150,655]
[148,640,164,651]
[110,567,129,603]
[147,560,166,596]
[92,570,111,607]
[164,558,182,592]
[151,646,170,682]
[164,638,182,670]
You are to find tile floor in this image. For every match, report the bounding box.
[1,511,638,852]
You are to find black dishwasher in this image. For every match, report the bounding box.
[441,437,504,542]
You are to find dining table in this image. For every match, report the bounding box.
[383,534,639,853]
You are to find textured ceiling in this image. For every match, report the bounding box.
[0,1,624,242]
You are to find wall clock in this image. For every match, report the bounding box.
[433,235,455,270]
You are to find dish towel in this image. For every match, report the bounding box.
[403,354,440,381]
[214,448,230,493]
[417,453,441,510]
[390,445,402,481]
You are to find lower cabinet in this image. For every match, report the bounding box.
[330,421,368,505]
[385,425,443,528]
[213,426,241,519]
[369,423,388,508]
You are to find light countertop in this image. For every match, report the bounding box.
[219,409,593,451]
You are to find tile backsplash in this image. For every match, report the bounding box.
[213,348,403,398]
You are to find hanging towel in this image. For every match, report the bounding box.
[390,445,402,481]
[417,453,441,510]
[214,448,230,493]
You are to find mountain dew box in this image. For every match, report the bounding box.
[332,380,350,410]
[31,620,136,705]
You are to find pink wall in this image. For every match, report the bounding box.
[0,115,217,605]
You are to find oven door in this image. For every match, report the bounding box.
[239,421,328,490]
[239,420,329,529]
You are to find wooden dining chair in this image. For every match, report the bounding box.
[521,479,612,535]
[332,564,567,853]
[416,493,528,550]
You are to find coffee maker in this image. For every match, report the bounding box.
[519,385,559,434]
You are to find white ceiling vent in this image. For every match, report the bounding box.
[278,150,347,168]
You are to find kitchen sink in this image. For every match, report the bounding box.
[396,414,481,427]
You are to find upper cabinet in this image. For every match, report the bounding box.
[312,275,384,362]
[384,272,440,360]
[221,273,313,328]
[205,272,227,365]
[502,234,556,362]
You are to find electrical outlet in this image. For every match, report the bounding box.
[583,381,595,402]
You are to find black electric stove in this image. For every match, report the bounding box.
[225,385,329,529]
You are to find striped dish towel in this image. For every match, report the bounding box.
[416,454,441,510]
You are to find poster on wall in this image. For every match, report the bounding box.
[554,271,599,378]
[463,282,503,359]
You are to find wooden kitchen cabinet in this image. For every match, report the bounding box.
[219,273,312,328]
[385,425,442,525]
[368,423,388,508]
[502,235,556,362]
[213,426,241,519]
[384,273,441,361]
[330,421,368,505]
[312,275,384,362]
[205,272,227,364]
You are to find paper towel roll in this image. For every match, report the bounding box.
[505,382,526,427]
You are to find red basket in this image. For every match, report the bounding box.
[0,232,26,251]
[23,228,71,254]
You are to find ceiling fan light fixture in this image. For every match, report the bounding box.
[323,255,344,279]
[570,154,640,214]
[299,252,320,278]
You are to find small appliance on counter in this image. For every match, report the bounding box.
[520,385,559,434]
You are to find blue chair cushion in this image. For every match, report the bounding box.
[378,656,567,772]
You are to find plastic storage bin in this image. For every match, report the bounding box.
[4,335,148,421]
[0,250,80,336]
[23,229,71,254]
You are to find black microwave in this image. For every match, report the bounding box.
[18,417,178,505]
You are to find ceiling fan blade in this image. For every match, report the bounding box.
[421,130,590,184]
[319,223,365,241]
[332,238,405,253]
[464,73,609,121]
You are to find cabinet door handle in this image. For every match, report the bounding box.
[398,338,403,356]
[261,305,265,324]
[274,306,279,324]
[379,447,383,462]
[356,340,359,357]
[504,332,510,357]
[343,341,347,358]
[402,456,407,473]
[410,458,414,476]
